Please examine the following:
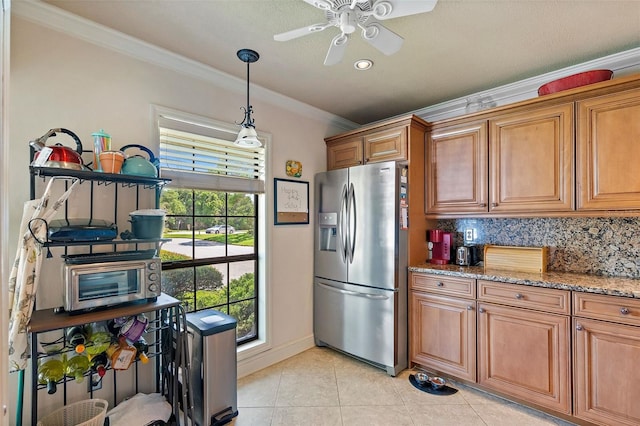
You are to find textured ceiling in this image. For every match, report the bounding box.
[43,0,640,124]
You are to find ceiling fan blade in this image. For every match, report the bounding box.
[324,33,349,66]
[274,23,332,41]
[303,0,335,12]
[361,23,403,55]
[370,0,438,20]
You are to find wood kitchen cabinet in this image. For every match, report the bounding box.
[409,273,476,382]
[325,114,425,170]
[325,114,431,267]
[426,120,488,214]
[477,280,571,414]
[489,103,574,213]
[573,292,640,425]
[577,87,640,210]
[425,103,574,216]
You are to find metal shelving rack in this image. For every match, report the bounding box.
[26,165,188,425]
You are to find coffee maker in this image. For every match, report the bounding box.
[427,229,452,265]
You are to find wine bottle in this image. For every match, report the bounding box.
[65,354,91,383]
[84,322,112,356]
[37,356,65,394]
[133,337,150,364]
[66,325,88,354]
[90,352,109,378]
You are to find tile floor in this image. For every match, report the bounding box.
[232,346,576,426]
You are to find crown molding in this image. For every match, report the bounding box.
[11,0,359,132]
[412,47,640,122]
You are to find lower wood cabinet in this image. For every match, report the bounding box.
[573,292,640,425]
[409,274,640,422]
[409,273,476,381]
[477,280,571,414]
[477,301,571,414]
[410,291,476,381]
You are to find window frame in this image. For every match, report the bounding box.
[152,105,271,356]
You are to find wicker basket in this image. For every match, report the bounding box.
[37,399,108,426]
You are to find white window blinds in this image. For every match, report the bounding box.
[157,110,266,193]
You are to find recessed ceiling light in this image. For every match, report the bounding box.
[354,59,373,70]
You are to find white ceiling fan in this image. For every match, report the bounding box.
[274,0,438,66]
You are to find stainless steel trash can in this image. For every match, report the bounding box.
[186,309,238,426]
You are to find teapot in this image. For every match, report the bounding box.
[120,144,159,177]
[29,128,86,170]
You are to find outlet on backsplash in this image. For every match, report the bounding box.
[464,228,476,243]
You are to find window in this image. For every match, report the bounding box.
[155,107,266,345]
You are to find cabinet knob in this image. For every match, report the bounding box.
[467,305,474,311]
[620,307,630,315]
[480,203,487,207]
[491,202,498,207]
[436,282,444,287]
[478,307,486,313]
[515,293,523,300]
[576,324,584,331]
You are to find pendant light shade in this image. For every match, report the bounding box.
[234,48,262,147]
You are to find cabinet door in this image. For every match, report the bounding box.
[426,121,488,214]
[489,103,574,213]
[364,126,407,164]
[574,317,640,426]
[478,302,571,414]
[410,291,476,382]
[327,136,363,170]
[577,89,640,210]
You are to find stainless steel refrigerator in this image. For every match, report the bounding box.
[314,161,408,376]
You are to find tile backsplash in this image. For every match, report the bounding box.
[438,217,640,278]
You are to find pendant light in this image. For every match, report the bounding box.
[234,48,262,147]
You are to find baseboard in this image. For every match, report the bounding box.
[237,334,315,378]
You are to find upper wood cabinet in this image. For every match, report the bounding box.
[325,115,423,170]
[426,121,488,214]
[325,115,431,266]
[577,88,640,210]
[326,135,363,170]
[489,103,574,213]
[425,73,640,217]
[426,103,574,216]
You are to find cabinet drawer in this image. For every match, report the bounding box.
[477,280,570,315]
[411,273,476,298]
[573,292,640,326]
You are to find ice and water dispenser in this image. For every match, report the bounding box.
[318,212,338,252]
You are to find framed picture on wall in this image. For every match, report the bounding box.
[274,178,309,225]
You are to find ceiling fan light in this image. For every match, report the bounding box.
[234,125,262,147]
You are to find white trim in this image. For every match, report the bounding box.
[237,334,315,378]
[412,47,640,122]
[12,0,358,132]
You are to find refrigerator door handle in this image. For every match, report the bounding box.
[317,282,392,300]
[347,182,356,263]
[338,183,349,263]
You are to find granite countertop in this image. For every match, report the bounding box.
[409,264,640,299]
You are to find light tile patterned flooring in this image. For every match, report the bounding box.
[232,346,576,426]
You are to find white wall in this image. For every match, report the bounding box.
[7,15,347,424]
